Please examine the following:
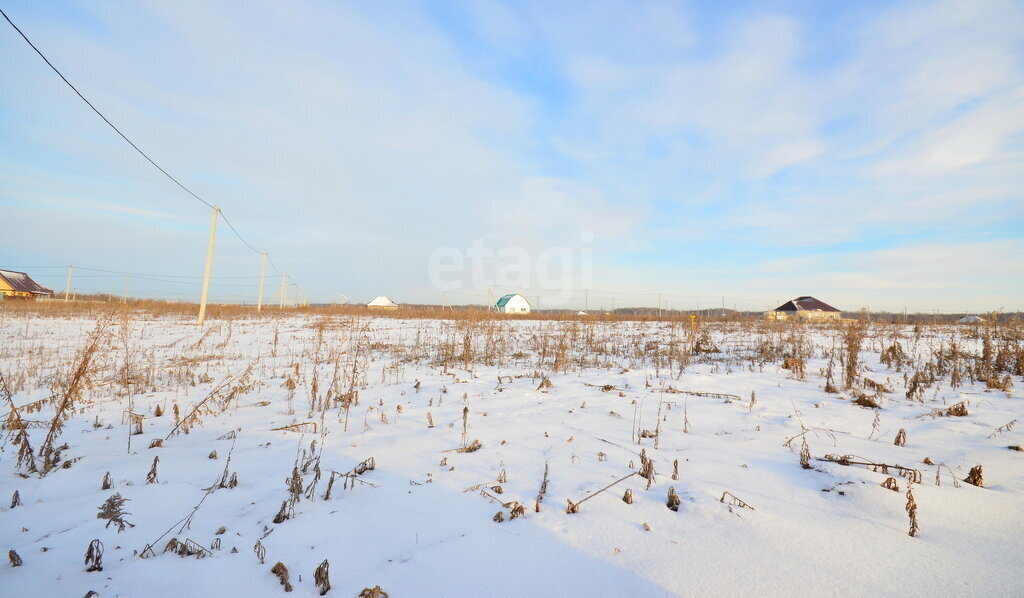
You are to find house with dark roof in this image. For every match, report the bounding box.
[0,269,54,300]
[766,296,841,321]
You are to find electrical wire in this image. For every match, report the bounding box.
[8,266,279,280]
[1,8,286,276]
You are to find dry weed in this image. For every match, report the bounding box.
[96,493,134,532]
[905,485,919,537]
[719,491,755,510]
[666,487,681,511]
[84,539,103,572]
[271,562,293,592]
[964,465,984,487]
[314,559,331,595]
[146,456,159,484]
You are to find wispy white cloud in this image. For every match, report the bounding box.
[0,0,1021,309]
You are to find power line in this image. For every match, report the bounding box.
[265,253,281,275]
[33,273,267,287]
[1,8,216,210]
[8,266,279,280]
[74,266,278,280]
[0,8,278,265]
[219,211,275,269]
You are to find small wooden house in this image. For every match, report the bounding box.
[766,296,840,321]
[0,269,54,300]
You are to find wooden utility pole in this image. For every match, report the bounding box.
[257,252,267,312]
[64,265,73,301]
[197,206,219,326]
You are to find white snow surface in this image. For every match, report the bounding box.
[1,314,1022,597]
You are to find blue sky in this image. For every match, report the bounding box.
[1,0,1022,311]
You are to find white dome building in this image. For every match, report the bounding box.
[496,293,531,314]
[366,296,399,310]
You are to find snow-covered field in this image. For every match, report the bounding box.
[1,311,1022,597]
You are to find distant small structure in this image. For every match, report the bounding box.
[957,315,985,324]
[766,296,841,321]
[366,296,399,310]
[496,293,531,314]
[0,269,54,300]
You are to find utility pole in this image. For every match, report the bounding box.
[585,289,589,312]
[257,252,267,312]
[197,206,219,326]
[280,273,288,308]
[658,292,662,317]
[64,265,73,301]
